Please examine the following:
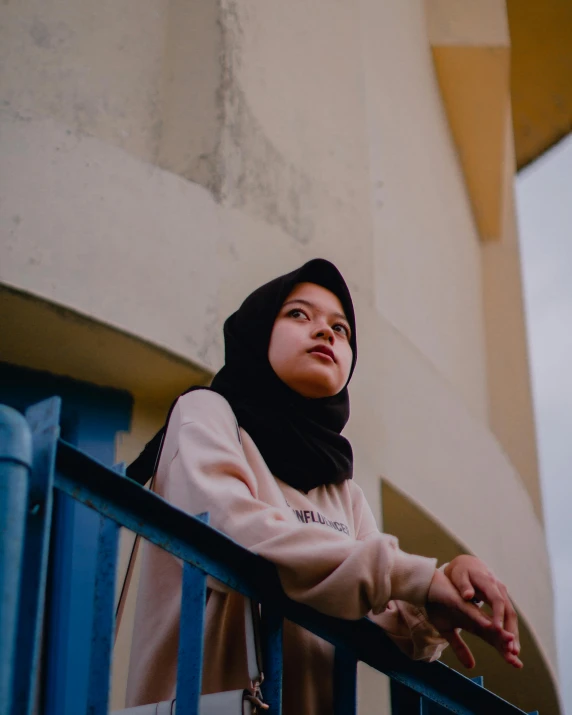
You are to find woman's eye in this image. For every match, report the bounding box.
[288,309,307,320]
[333,324,350,337]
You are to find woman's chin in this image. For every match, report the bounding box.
[288,373,342,399]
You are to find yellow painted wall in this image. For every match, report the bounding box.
[508,0,572,169]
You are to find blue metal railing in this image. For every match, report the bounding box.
[0,398,539,715]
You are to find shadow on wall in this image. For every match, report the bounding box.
[381,480,560,715]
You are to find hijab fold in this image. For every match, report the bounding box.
[127,259,357,493]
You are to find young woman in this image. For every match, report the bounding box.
[125,259,521,714]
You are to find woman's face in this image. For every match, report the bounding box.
[268,282,353,398]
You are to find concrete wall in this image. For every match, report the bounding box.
[362,0,490,422]
[0,0,558,712]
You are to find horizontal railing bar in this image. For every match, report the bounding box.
[55,439,527,715]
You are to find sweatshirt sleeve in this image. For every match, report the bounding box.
[368,602,448,662]
[350,480,447,660]
[159,391,436,620]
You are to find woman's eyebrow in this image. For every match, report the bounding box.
[282,298,348,322]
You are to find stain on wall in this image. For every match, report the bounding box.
[216,1,317,245]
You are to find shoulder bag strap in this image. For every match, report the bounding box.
[115,432,163,637]
[244,597,264,688]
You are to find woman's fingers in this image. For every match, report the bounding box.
[425,603,523,670]
[475,584,505,631]
[445,556,519,639]
[458,614,523,668]
[459,620,523,669]
[470,577,520,652]
[452,589,495,630]
[427,567,521,662]
[498,583,520,653]
[470,573,505,630]
[428,570,492,629]
[490,629,523,668]
[425,598,524,670]
[454,570,475,601]
[444,629,476,670]
[504,651,524,669]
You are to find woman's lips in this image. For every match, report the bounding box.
[308,346,336,362]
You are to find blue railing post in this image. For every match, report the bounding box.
[0,406,32,714]
[10,398,61,715]
[261,603,283,714]
[85,464,122,715]
[176,513,209,715]
[333,648,357,715]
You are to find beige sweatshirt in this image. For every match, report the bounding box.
[126,390,447,714]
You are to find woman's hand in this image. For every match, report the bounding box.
[426,569,523,669]
[425,600,524,670]
[444,555,520,655]
[427,568,491,628]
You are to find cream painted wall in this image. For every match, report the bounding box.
[216,0,374,291]
[426,0,510,46]
[481,113,543,518]
[0,116,224,370]
[0,0,558,710]
[0,0,170,165]
[360,0,490,422]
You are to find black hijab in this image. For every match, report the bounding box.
[127,258,357,492]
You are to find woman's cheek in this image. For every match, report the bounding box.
[339,346,353,384]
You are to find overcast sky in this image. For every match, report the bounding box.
[516,133,572,715]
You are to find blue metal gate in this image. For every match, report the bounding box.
[0,363,132,715]
[0,398,539,715]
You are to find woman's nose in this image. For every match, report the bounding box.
[313,324,334,342]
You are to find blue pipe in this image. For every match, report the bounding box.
[0,406,32,714]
